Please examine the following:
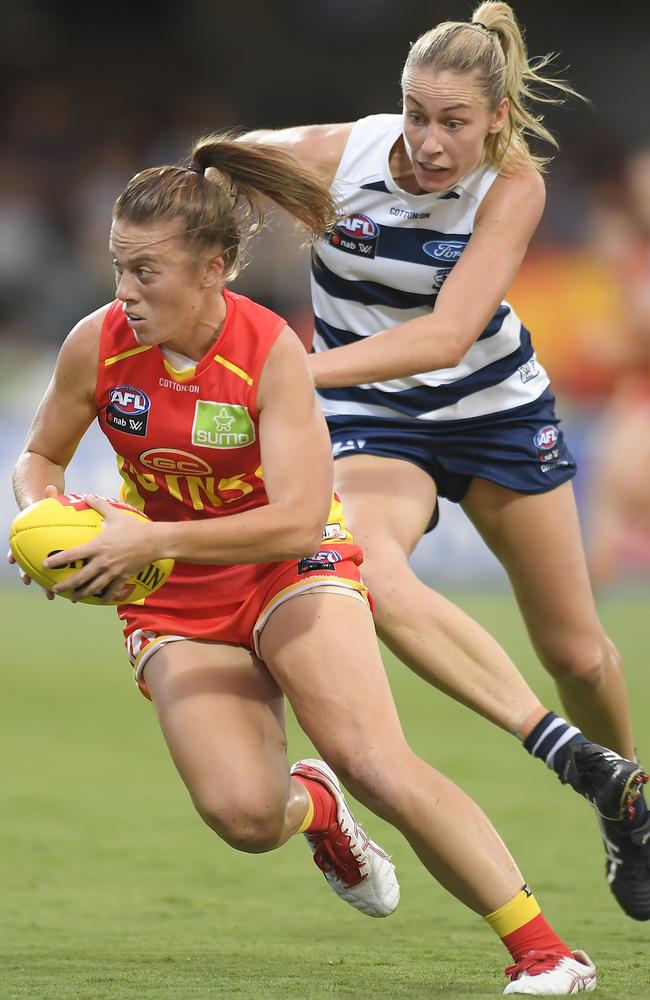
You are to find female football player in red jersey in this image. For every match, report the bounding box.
[10,133,602,994]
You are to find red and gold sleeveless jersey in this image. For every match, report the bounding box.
[94,290,365,659]
[95,289,285,521]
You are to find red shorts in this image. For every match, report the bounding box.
[121,541,368,698]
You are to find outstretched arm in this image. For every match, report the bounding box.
[239,122,354,188]
[309,167,546,387]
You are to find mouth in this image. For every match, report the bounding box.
[417,162,449,175]
[123,308,145,328]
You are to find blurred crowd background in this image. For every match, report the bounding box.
[2,0,650,587]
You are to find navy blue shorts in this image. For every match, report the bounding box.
[327,389,576,532]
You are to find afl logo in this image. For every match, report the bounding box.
[422,239,466,261]
[337,214,379,240]
[139,448,213,476]
[533,426,559,450]
[109,385,150,415]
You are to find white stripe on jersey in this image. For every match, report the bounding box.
[313,297,524,389]
[318,360,549,422]
[313,114,549,423]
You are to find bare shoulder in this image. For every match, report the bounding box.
[482,166,545,215]
[56,303,111,389]
[474,166,546,238]
[258,325,311,407]
[242,122,355,185]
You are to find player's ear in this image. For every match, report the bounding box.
[488,97,509,135]
[201,251,226,289]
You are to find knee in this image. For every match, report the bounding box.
[193,789,285,854]
[324,746,414,822]
[542,633,621,686]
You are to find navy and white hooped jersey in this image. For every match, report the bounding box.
[311,113,549,423]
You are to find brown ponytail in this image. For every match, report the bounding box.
[113,132,336,280]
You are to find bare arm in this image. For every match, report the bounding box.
[47,327,334,600]
[240,122,354,187]
[13,308,105,508]
[309,167,546,387]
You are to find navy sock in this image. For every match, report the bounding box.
[525,712,649,829]
[523,711,588,778]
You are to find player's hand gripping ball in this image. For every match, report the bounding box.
[9,494,174,605]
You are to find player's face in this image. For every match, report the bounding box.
[109,218,225,356]
[401,68,508,193]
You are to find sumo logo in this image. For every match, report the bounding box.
[533,426,559,450]
[336,214,379,240]
[139,448,213,476]
[109,385,150,414]
[422,239,467,262]
[192,401,256,449]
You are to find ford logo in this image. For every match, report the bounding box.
[422,240,466,261]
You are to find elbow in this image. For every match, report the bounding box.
[439,333,470,369]
[288,510,328,559]
[292,527,326,559]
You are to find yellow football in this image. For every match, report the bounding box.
[9,494,174,606]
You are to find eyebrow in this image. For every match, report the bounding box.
[111,252,158,266]
[405,95,472,112]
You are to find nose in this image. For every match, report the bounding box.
[420,127,444,157]
[115,271,137,304]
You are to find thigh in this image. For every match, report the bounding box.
[258,591,410,782]
[143,640,289,807]
[334,453,438,556]
[462,478,603,652]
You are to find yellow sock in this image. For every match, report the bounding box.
[485,887,541,938]
[297,788,314,833]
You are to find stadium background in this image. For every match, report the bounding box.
[2,5,650,998]
[2,0,650,586]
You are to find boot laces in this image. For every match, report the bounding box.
[504,949,570,981]
[306,822,367,888]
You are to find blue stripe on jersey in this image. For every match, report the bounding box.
[313,253,437,309]
[360,180,391,192]
[361,223,470,267]
[317,325,534,418]
[315,307,510,350]
[315,316,360,348]
[478,304,511,341]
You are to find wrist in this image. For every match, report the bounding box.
[145,520,175,561]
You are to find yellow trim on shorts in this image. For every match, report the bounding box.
[214,353,254,385]
[131,634,188,683]
[253,577,369,658]
[104,345,153,366]
[485,888,541,938]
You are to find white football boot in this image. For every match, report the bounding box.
[290,758,400,917]
[503,949,596,995]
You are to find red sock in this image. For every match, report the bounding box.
[294,775,337,833]
[502,912,572,963]
[485,888,572,964]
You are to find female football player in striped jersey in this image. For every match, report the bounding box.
[11,134,601,993]
[239,0,650,925]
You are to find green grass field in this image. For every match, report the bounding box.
[2,586,649,999]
